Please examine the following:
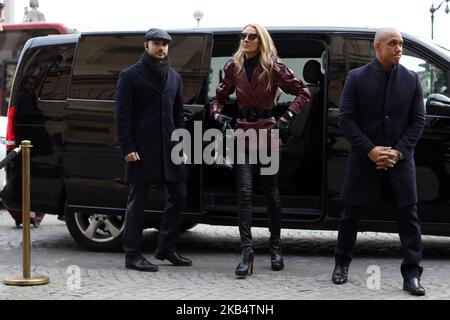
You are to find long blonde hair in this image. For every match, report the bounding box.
[233,23,278,91]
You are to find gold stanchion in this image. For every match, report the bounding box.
[4,140,49,286]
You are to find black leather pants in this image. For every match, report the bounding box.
[234,155,281,250]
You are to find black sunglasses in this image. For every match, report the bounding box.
[239,33,258,41]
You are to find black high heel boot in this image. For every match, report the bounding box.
[235,248,254,277]
[270,240,284,271]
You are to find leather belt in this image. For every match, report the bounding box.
[238,108,272,122]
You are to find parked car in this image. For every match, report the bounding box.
[1,27,450,251]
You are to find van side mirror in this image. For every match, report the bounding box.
[426,93,450,116]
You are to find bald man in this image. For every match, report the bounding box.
[332,28,426,296]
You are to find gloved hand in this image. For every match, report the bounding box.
[275,119,289,143]
[214,113,233,128]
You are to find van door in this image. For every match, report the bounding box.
[202,33,328,225]
[64,32,213,215]
[401,44,450,223]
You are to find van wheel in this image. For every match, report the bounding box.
[65,212,124,251]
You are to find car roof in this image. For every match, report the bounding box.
[78,26,380,37]
[24,26,449,63]
[27,26,415,43]
[76,26,420,44]
[26,33,80,47]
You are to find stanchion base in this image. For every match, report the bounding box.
[4,275,49,286]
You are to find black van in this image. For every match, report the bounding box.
[2,27,450,251]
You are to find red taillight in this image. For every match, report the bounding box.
[6,106,16,151]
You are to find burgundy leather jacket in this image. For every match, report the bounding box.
[210,58,311,133]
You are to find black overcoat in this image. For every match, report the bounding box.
[339,58,425,207]
[115,54,186,183]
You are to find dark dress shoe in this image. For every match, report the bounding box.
[332,264,349,285]
[125,256,159,272]
[403,278,426,296]
[155,252,192,266]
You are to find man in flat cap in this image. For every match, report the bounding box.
[115,28,192,271]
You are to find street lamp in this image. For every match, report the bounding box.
[193,10,204,28]
[430,0,449,39]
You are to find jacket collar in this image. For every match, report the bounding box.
[370,57,399,73]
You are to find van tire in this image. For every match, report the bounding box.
[65,211,124,252]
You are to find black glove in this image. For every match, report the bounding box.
[214,113,232,128]
[275,119,289,142]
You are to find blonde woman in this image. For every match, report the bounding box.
[210,23,310,277]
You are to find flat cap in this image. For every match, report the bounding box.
[144,28,172,42]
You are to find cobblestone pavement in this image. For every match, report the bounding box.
[1,210,450,300]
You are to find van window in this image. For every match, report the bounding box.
[345,38,449,101]
[71,34,211,104]
[329,36,346,108]
[207,56,322,102]
[70,35,142,101]
[349,38,374,70]
[402,48,448,97]
[11,44,75,107]
[40,46,75,100]
[276,57,322,104]
[208,40,324,105]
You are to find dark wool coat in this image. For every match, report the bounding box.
[115,54,186,183]
[339,58,425,207]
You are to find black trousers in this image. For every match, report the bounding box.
[335,202,423,279]
[234,156,281,250]
[122,181,187,259]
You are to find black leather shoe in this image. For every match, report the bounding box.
[270,244,284,271]
[235,248,254,278]
[125,255,159,272]
[403,278,426,296]
[332,264,349,285]
[155,252,192,266]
